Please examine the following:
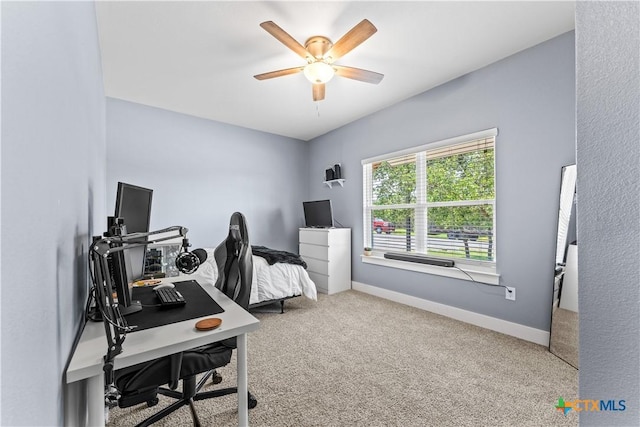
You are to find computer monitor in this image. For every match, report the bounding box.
[115,182,153,277]
[112,182,153,315]
[303,199,334,228]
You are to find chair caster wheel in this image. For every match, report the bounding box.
[211,371,223,384]
[146,397,159,407]
[248,392,257,409]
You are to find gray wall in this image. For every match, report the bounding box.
[106,99,309,252]
[307,32,576,332]
[1,2,106,425]
[577,2,640,424]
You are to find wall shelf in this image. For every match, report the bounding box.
[323,178,345,188]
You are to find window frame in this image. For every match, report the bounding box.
[361,128,499,283]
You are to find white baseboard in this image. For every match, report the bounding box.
[351,281,550,346]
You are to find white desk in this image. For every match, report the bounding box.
[66,282,260,426]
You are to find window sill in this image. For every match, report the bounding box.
[360,253,499,285]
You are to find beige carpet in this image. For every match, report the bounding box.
[107,291,578,426]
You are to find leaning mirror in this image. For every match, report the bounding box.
[549,164,578,368]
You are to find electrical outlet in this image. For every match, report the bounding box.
[505,286,516,301]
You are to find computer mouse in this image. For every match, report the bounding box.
[153,283,175,290]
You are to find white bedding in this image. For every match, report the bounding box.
[177,248,317,305]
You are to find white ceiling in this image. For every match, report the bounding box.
[96,1,575,141]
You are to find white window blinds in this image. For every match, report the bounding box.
[362,129,497,263]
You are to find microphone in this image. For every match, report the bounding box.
[175,248,208,274]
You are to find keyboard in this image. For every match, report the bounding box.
[155,287,186,307]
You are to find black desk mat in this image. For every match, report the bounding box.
[125,280,224,332]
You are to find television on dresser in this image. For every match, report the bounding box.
[303,199,334,228]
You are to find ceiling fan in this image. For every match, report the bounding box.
[254,19,384,101]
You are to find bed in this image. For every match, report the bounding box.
[177,246,317,312]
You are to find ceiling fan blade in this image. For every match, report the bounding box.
[260,21,313,61]
[324,19,377,62]
[334,65,384,84]
[312,83,325,101]
[254,67,304,80]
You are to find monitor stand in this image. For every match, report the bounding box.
[120,300,142,316]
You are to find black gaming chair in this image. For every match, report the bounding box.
[213,212,253,312]
[114,212,256,427]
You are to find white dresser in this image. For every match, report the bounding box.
[299,228,351,295]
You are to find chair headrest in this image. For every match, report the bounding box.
[228,212,248,242]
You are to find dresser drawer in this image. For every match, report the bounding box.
[299,243,329,261]
[303,257,329,276]
[299,229,329,246]
[307,271,328,292]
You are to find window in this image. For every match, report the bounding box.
[362,129,497,265]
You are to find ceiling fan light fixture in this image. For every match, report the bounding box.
[303,62,335,84]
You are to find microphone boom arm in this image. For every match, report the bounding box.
[92,225,190,257]
[88,224,191,406]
